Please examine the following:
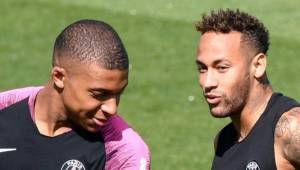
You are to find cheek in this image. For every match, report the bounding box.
[72,98,101,115]
[62,89,98,114]
[219,72,243,92]
[198,74,206,88]
[224,71,250,96]
[63,90,83,110]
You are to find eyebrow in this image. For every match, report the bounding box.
[195,59,203,65]
[89,88,109,93]
[195,58,230,66]
[89,83,128,94]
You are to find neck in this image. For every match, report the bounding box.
[34,84,71,137]
[231,84,273,142]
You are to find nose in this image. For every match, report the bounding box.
[201,70,218,92]
[100,97,118,116]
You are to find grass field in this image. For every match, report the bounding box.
[1,0,300,169]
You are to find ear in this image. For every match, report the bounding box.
[51,66,66,89]
[252,53,267,79]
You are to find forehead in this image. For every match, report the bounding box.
[68,62,128,89]
[197,31,244,64]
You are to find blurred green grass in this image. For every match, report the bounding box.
[1,0,300,169]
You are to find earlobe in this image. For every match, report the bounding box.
[52,66,66,89]
[253,53,267,79]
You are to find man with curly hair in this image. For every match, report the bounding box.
[195,9,300,169]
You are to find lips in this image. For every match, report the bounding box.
[92,117,106,126]
[204,93,221,105]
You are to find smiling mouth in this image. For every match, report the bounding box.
[92,117,106,126]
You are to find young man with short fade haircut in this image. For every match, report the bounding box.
[53,20,129,70]
[195,9,300,169]
[0,19,150,170]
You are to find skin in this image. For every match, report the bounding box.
[196,31,300,169]
[34,61,128,136]
[275,107,300,169]
[196,32,252,118]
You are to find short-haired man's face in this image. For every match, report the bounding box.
[59,63,128,132]
[196,31,252,118]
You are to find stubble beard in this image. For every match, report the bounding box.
[210,75,250,118]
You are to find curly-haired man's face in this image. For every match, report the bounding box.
[196,31,253,118]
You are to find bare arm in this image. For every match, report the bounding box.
[275,107,300,167]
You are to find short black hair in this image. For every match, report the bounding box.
[53,19,129,70]
[196,9,270,55]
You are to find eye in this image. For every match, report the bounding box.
[90,91,110,100]
[216,65,229,73]
[90,90,124,101]
[196,64,207,73]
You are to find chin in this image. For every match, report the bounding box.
[211,113,230,118]
[80,124,101,133]
[86,126,102,133]
[210,107,231,118]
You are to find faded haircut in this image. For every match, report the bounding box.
[196,9,270,55]
[52,19,129,70]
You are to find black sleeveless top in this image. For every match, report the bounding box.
[212,93,300,170]
[0,98,106,170]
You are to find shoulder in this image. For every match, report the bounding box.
[0,86,42,109]
[103,115,151,170]
[275,107,300,165]
[214,123,235,152]
[214,132,220,151]
[275,107,300,138]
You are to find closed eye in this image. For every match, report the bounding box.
[90,91,111,100]
[89,86,126,101]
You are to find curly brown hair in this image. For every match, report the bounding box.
[196,9,270,55]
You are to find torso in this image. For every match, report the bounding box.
[0,98,105,170]
[0,86,151,170]
[212,93,300,170]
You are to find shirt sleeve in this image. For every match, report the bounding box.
[0,86,42,109]
[102,115,151,170]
